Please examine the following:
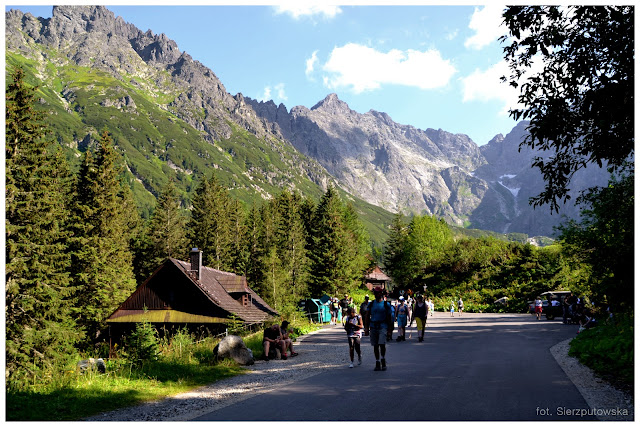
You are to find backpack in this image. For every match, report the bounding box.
[367,300,393,329]
[344,314,361,334]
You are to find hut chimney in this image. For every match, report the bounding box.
[190,248,202,280]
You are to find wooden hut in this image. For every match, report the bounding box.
[364,265,391,291]
[107,248,277,340]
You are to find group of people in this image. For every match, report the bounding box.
[344,287,438,371]
[262,320,299,361]
[450,298,464,317]
[329,294,355,325]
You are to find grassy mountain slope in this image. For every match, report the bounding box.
[6,51,395,245]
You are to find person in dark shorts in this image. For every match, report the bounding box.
[360,295,370,336]
[340,294,351,325]
[262,323,287,361]
[344,307,363,368]
[412,294,428,342]
[280,321,298,357]
[367,287,390,371]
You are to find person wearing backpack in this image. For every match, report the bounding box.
[366,287,390,371]
[360,295,370,336]
[330,298,339,325]
[412,294,428,342]
[395,296,409,341]
[344,307,364,368]
[340,294,351,325]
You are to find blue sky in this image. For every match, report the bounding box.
[6,4,522,146]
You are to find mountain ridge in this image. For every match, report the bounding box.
[5,5,608,238]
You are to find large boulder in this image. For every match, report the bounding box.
[77,357,106,373]
[214,335,254,366]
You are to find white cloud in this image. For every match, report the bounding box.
[274,4,342,20]
[321,43,456,93]
[258,86,272,102]
[461,58,543,115]
[306,50,318,79]
[464,5,506,50]
[274,83,288,101]
[258,84,287,103]
[445,29,459,41]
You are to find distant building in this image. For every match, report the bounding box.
[107,248,277,340]
[364,265,391,291]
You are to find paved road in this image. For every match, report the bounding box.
[193,313,595,421]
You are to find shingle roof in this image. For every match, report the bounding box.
[173,259,278,323]
[365,265,390,281]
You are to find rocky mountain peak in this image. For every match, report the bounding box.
[311,93,352,115]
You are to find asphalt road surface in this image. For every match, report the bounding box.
[193,312,595,421]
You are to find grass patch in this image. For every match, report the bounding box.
[568,313,633,388]
[7,318,321,421]
[6,359,245,421]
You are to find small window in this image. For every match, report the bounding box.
[242,294,252,307]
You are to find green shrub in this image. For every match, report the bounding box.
[125,321,160,366]
[568,313,633,385]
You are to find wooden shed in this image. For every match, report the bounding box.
[107,248,277,340]
[364,265,391,291]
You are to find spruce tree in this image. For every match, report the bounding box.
[5,67,81,383]
[71,130,138,342]
[383,213,411,287]
[244,205,265,293]
[228,199,248,275]
[147,181,188,267]
[187,174,233,270]
[273,191,310,312]
[342,202,372,289]
[309,186,353,297]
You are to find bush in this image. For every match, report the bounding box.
[568,313,633,385]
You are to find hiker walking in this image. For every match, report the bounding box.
[330,298,339,325]
[344,307,363,368]
[412,294,428,342]
[534,296,543,321]
[360,295,370,336]
[458,297,464,316]
[395,296,409,341]
[367,287,390,371]
[340,294,351,325]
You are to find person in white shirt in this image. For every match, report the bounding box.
[344,307,364,368]
[534,297,543,321]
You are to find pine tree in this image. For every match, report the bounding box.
[5,67,81,383]
[147,182,188,267]
[71,130,138,342]
[244,205,265,293]
[187,174,233,270]
[228,198,248,275]
[309,186,354,297]
[342,202,372,289]
[273,191,311,311]
[383,213,411,287]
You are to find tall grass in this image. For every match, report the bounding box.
[7,330,241,421]
[569,313,633,386]
[7,318,321,421]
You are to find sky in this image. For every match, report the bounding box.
[6,3,524,146]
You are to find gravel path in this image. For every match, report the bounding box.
[85,327,346,421]
[86,322,633,421]
[550,338,634,421]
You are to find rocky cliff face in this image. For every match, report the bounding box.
[6,5,608,237]
[247,93,489,225]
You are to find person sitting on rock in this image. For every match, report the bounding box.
[262,323,287,361]
[280,320,298,357]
